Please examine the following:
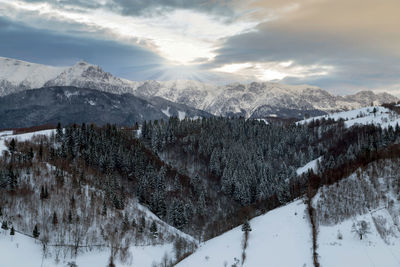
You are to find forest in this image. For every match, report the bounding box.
[1,115,400,264]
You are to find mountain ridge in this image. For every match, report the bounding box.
[0,86,212,129]
[0,57,397,119]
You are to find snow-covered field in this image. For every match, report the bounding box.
[0,230,176,267]
[296,157,322,176]
[298,106,400,128]
[0,129,56,154]
[317,210,400,267]
[313,159,400,267]
[177,199,313,267]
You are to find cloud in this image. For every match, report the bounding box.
[0,17,165,80]
[209,0,400,93]
[0,0,399,94]
[0,0,259,64]
[213,61,333,82]
[109,0,240,18]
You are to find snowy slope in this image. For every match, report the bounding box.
[176,199,313,267]
[0,129,56,154]
[0,128,197,266]
[296,157,322,176]
[44,61,140,94]
[0,221,181,267]
[318,211,400,267]
[298,106,400,128]
[313,159,400,267]
[0,57,66,96]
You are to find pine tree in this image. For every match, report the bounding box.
[138,216,145,233]
[7,166,17,192]
[40,185,49,200]
[52,211,58,226]
[8,138,16,155]
[102,200,107,216]
[56,122,64,142]
[241,220,251,233]
[1,221,8,230]
[38,143,43,161]
[68,210,73,224]
[150,221,158,238]
[33,225,40,238]
[122,213,130,232]
[10,226,15,235]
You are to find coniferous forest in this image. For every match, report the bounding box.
[2,114,400,263]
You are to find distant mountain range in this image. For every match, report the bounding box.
[0,56,398,120]
[0,86,211,128]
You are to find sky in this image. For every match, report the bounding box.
[0,0,399,95]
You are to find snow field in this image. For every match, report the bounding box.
[298,106,400,129]
[177,199,313,267]
[0,129,56,154]
[317,210,400,267]
[0,230,176,267]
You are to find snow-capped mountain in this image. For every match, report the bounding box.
[0,57,397,119]
[0,57,66,96]
[44,60,140,94]
[134,80,398,118]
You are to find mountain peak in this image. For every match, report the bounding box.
[75,60,89,66]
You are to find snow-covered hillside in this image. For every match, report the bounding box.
[0,57,66,96]
[313,159,400,267]
[0,128,197,267]
[296,157,322,176]
[178,157,400,267]
[317,211,400,267]
[299,106,400,128]
[176,199,313,267]
[0,230,176,267]
[0,129,56,154]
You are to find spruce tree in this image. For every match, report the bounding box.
[8,138,16,155]
[150,221,158,238]
[33,225,40,238]
[122,213,130,232]
[52,211,58,226]
[10,226,15,235]
[56,122,63,142]
[1,221,8,230]
[68,210,73,224]
[241,220,251,233]
[102,200,107,216]
[138,216,145,233]
[38,143,43,161]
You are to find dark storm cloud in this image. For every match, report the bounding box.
[0,17,165,80]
